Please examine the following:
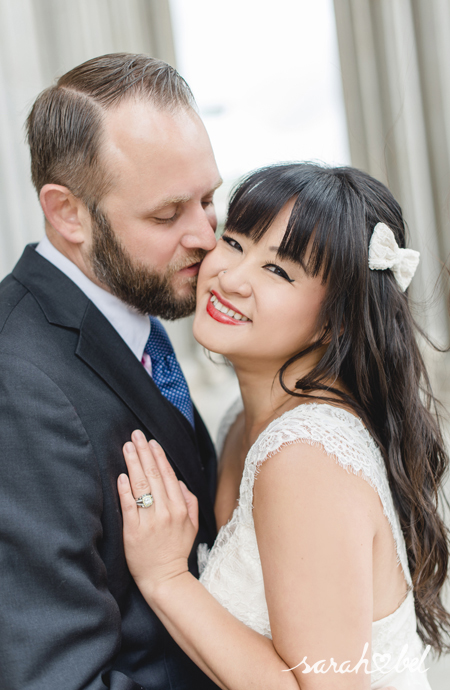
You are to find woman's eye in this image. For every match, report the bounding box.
[221,235,243,252]
[264,264,294,283]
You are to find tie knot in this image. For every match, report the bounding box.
[142,317,195,428]
[144,317,173,361]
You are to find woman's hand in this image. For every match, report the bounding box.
[117,430,199,595]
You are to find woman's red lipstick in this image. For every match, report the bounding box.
[206,292,250,326]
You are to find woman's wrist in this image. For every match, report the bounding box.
[135,558,191,604]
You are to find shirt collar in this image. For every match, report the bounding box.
[36,237,150,361]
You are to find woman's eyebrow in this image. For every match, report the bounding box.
[268,246,308,271]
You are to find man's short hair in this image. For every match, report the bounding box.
[27,53,196,208]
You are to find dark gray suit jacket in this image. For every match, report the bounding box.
[0,245,219,690]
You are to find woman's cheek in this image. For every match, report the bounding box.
[197,256,215,292]
[198,243,225,281]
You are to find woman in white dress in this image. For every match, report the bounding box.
[118,164,450,689]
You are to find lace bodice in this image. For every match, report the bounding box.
[199,400,431,689]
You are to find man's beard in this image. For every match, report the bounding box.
[88,206,206,320]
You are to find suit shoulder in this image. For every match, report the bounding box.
[0,274,29,332]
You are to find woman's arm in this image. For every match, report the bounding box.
[253,442,378,689]
[119,432,298,690]
[118,431,381,690]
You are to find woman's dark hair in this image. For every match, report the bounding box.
[226,162,450,653]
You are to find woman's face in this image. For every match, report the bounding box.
[193,200,328,373]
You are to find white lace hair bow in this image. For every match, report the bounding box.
[368,222,420,292]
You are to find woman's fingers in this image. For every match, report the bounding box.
[117,473,140,531]
[179,480,199,532]
[149,440,186,505]
[123,432,194,523]
[122,441,152,506]
[119,435,198,589]
[126,430,166,505]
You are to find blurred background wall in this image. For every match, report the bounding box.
[0,0,175,276]
[0,1,449,681]
[334,0,450,405]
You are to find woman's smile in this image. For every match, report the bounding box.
[206,291,251,324]
[193,199,327,370]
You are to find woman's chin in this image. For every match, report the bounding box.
[193,313,219,352]
[192,312,233,358]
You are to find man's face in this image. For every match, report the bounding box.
[84,100,222,318]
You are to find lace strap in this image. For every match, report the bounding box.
[239,403,412,587]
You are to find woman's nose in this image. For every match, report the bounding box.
[218,265,252,297]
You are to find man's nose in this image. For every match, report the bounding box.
[181,206,217,252]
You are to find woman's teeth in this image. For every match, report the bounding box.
[210,294,249,321]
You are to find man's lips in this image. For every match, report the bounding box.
[178,262,201,277]
[206,291,251,325]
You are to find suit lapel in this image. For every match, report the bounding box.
[13,246,217,539]
[77,302,217,537]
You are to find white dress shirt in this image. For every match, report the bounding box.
[36,236,150,362]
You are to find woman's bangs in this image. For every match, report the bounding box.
[277,186,340,281]
[225,166,303,241]
[225,164,350,281]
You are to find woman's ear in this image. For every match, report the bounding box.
[39,184,89,245]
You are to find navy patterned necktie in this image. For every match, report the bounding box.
[143,317,195,428]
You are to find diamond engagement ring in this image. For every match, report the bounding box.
[135,493,154,508]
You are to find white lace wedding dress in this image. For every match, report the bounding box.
[198,400,432,689]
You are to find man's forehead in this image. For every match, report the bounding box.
[98,99,221,205]
[102,99,199,148]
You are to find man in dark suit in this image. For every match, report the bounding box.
[0,54,222,690]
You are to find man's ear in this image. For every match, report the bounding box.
[39,184,89,244]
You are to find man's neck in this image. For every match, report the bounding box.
[36,236,150,361]
[44,228,105,290]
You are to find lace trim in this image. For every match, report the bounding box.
[217,399,412,588]
[198,400,423,676]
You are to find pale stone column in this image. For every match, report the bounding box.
[334,0,450,346]
[411,0,450,271]
[334,4,450,686]
[0,0,45,276]
[0,0,176,278]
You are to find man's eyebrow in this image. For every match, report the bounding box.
[211,178,224,192]
[145,179,223,215]
[150,195,191,210]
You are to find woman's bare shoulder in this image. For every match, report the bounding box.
[254,439,381,529]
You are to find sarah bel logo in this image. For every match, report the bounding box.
[282,642,431,675]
